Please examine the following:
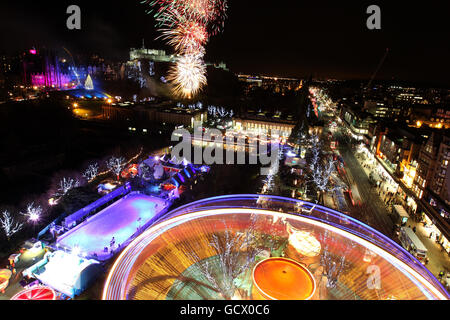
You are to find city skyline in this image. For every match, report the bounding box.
[0,1,449,86]
[0,0,449,303]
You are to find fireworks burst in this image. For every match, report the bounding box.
[168,54,207,98]
[144,0,227,34]
[142,0,228,98]
[159,12,208,54]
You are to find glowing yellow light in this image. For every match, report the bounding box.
[73,103,78,108]
[287,227,321,257]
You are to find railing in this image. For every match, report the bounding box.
[62,182,132,228]
[37,216,65,240]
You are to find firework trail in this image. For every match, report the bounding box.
[168,53,207,98]
[159,8,208,55]
[142,0,228,98]
[144,0,227,35]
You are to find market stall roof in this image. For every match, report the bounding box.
[11,286,56,300]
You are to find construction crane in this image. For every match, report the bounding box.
[366,48,389,90]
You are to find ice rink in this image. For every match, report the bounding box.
[57,193,169,260]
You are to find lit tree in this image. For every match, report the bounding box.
[56,177,80,197]
[83,163,99,182]
[261,170,275,195]
[21,202,43,222]
[207,105,217,117]
[107,156,126,180]
[309,135,320,167]
[185,102,203,111]
[308,135,339,204]
[187,253,223,299]
[311,160,338,190]
[189,216,264,300]
[260,145,282,195]
[208,106,233,119]
[1,210,23,240]
[216,107,228,118]
[318,230,355,289]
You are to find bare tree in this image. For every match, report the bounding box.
[311,161,338,191]
[308,135,339,203]
[107,156,126,180]
[188,216,264,299]
[55,177,80,197]
[83,163,99,182]
[208,106,233,119]
[318,230,355,289]
[216,107,229,118]
[1,210,23,240]
[187,251,224,299]
[260,144,282,195]
[20,202,43,222]
[208,105,217,117]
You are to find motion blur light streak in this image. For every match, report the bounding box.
[103,196,449,300]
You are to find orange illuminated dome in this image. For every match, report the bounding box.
[252,258,316,300]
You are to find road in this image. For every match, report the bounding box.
[335,132,394,237]
[319,107,449,290]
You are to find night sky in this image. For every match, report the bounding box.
[0,0,449,85]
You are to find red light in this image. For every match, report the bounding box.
[29,49,37,55]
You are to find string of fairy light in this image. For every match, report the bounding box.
[142,0,228,98]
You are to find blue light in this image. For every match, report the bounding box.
[147,185,160,194]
